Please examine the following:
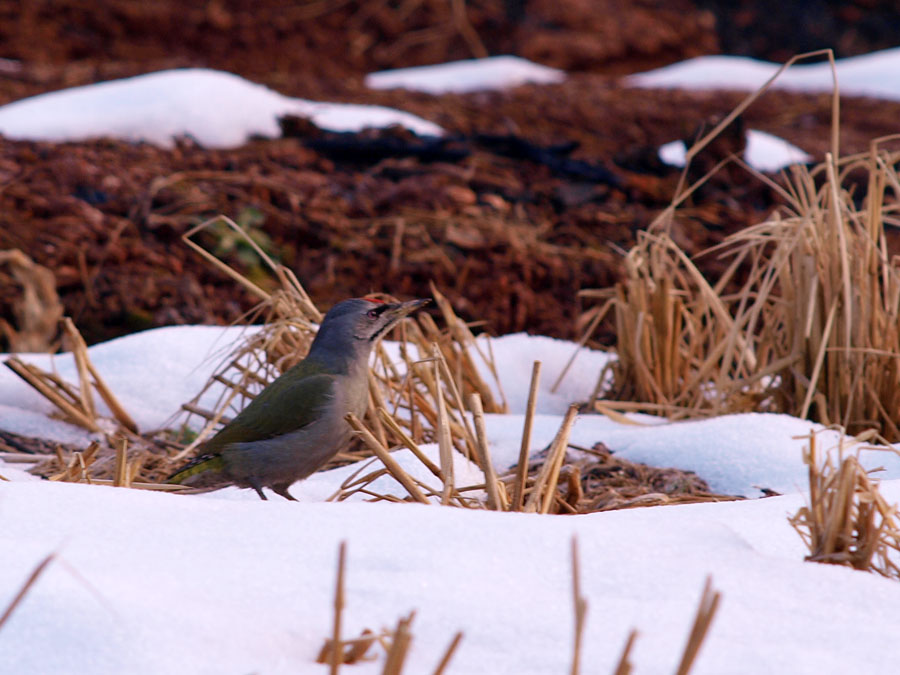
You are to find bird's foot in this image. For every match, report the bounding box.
[271,484,298,501]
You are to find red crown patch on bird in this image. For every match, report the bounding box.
[360,296,387,303]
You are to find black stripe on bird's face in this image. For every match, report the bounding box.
[355,298,428,342]
[365,304,402,342]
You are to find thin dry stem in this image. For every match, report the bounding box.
[675,576,721,675]
[377,407,442,479]
[611,630,638,675]
[0,553,56,633]
[330,541,347,675]
[433,345,455,505]
[524,405,578,514]
[345,413,430,505]
[570,536,588,675]
[4,357,101,432]
[113,437,128,487]
[470,392,503,511]
[382,611,415,675]
[513,361,542,511]
[432,631,464,675]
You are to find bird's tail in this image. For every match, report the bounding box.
[167,453,227,487]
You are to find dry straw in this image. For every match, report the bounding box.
[4,314,180,485]
[316,541,463,673]
[0,553,56,634]
[319,536,721,675]
[608,576,721,675]
[570,536,588,675]
[574,50,900,442]
[0,249,63,353]
[674,577,721,675]
[789,430,900,578]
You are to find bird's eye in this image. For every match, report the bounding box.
[367,309,378,319]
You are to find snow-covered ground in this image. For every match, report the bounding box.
[7,47,897,170]
[3,48,899,169]
[0,69,443,148]
[3,326,900,673]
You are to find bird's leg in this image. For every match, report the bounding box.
[249,480,268,500]
[271,483,298,501]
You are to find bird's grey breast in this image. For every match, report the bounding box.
[285,363,367,448]
[331,360,370,430]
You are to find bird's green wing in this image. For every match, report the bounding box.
[204,362,338,452]
[167,360,338,486]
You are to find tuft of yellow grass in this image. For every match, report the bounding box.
[0,249,63,353]
[3,314,141,434]
[790,430,900,578]
[576,49,900,441]
[585,141,900,438]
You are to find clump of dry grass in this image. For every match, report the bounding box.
[335,356,739,512]
[575,50,900,442]
[3,315,182,487]
[175,218,739,511]
[0,249,63,353]
[742,145,900,437]
[580,228,747,417]
[789,430,900,578]
[5,318,136,434]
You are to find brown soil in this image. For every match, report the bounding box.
[2,0,899,348]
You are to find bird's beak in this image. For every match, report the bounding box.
[395,298,430,315]
[382,297,430,328]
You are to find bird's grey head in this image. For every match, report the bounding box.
[307,297,430,368]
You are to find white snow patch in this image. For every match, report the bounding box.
[366,55,565,94]
[2,479,900,673]
[0,68,443,148]
[627,47,900,101]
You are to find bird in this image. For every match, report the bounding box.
[168,297,429,500]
